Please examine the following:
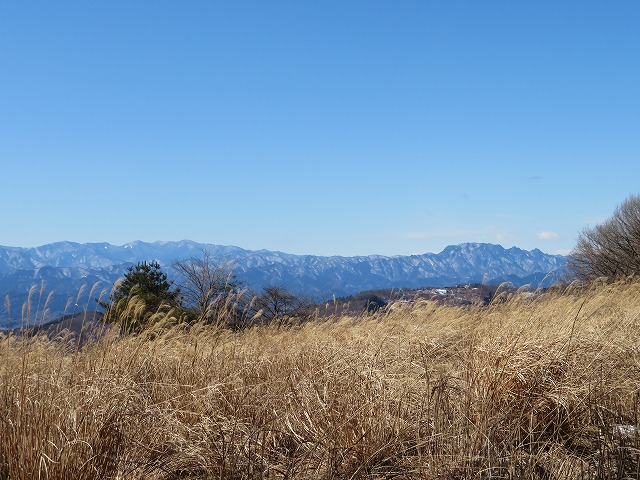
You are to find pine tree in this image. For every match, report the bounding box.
[100,261,182,332]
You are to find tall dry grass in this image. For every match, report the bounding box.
[1,280,639,479]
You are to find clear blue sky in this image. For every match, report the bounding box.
[1,1,639,256]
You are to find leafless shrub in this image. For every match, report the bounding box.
[247,285,315,325]
[569,194,640,281]
[173,249,242,324]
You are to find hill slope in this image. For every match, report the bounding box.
[0,240,566,327]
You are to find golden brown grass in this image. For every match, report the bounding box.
[1,280,640,479]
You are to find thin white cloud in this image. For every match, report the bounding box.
[538,230,560,240]
[402,230,477,240]
[403,232,437,239]
[495,231,516,243]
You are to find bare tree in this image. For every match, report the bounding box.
[568,194,640,281]
[173,249,241,323]
[248,286,314,324]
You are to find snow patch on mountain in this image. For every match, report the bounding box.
[0,241,567,328]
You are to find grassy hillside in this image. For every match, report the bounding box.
[1,281,639,479]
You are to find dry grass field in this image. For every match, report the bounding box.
[1,280,640,479]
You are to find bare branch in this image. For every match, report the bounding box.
[568,195,640,281]
[173,248,240,323]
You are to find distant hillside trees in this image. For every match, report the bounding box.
[355,292,387,312]
[247,286,314,324]
[99,257,315,333]
[569,194,640,281]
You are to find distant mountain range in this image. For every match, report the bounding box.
[0,240,567,328]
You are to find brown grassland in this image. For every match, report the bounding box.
[1,280,640,479]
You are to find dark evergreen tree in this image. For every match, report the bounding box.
[100,261,182,332]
